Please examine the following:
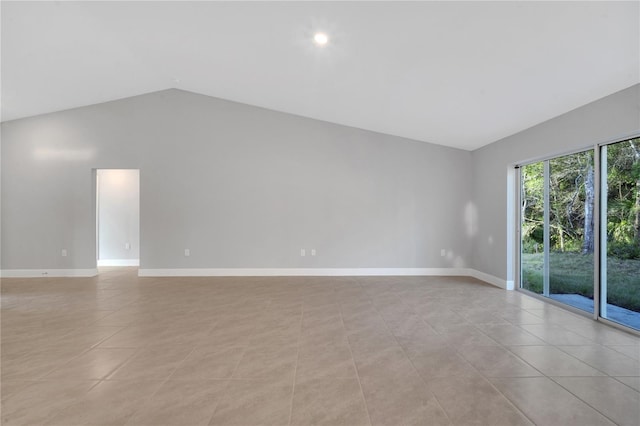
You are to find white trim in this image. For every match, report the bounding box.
[0,269,99,278]
[138,267,473,277]
[468,269,511,290]
[138,267,510,289]
[98,259,140,266]
[0,267,510,289]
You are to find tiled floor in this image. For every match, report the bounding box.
[2,267,639,426]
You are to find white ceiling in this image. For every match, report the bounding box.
[2,1,639,150]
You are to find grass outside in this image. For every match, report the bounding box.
[522,252,640,312]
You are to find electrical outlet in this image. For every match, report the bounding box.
[61,249,68,257]
[184,249,190,257]
[300,249,306,257]
[125,242,131,250]
[440,249,446,257]
[311,249,316,256]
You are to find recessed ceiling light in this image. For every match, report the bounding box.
[313,32,329,46]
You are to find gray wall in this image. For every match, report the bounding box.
[97,169,140,262]
[1,89,472,271]
[471,84,640,282]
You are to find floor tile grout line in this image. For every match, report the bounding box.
[105,344,199,425]
[286,302,304,426]
[610,376,640,392]
[204,359,248,423]
[465,309,628,425]
[547,375,633,425]
[20,325,129,382]
[205,314,262,425]
[550,343,629,376]
[340,293,373,426]
[481,376,543,426]
[578,341,640,362]
[3,271,639,425]
[376,296,455,426]
[390,285,556,425]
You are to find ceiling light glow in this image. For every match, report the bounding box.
[313,32,328,46]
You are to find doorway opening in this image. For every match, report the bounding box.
[96,169,140,269]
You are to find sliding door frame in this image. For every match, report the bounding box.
[595,135,640,334]
[515,133,640,334]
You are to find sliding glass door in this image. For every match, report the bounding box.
[600,138,640,330]
[520,137,640,331]
[520,151,595,314]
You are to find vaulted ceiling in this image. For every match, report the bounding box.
[2,1,638,150]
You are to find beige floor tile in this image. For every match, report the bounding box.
[93,310,145,327]
[491,377,615,426]
[4,269,640,425]
[508,345,605,376]
[476,324,547,345]
[423,313,470,333]
[202,321,257,348]
[51,326,124,349]
[347,329,398,354]
[44,380,164,425]
[519,324,595,345]
[498,309,547,325]
[1,380,96,425]
[170,346,245,380]
[360,374,451,426]
[249,328,301,347]
[299,322,349,347]
[125,380,227,426]
[0,381,35,401]
[616,376,640,392]
[208,379,293,426]
[459,309,510,325]
[44,348,136,380]
[300,311,342,330]
[352,345,417,379]
[1,326,77,347]
[343,316,389,336]
[297,343,357,379]
[553,377,640,426]
[395,333,452,352]
[405,346,482,379]
[387,319,439,341]
[233,345,298,379]
[458,345,542,378]
[1,347,85,381]
[426,377,533,425]
[557,345,640,376]
[97,324,167,348]
[145,323,213,347]
[574,326,640,346]
[609,344,640,361]
[290,376,370,426]
[438,325,499,346]
[107,346,193,380]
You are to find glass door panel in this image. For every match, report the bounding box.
[520,151,595,314]
[601,138,640,330]
[548,152,594,313]
[521,162,545,295]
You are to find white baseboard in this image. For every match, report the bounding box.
[98,259,140,267]
[138,268,511,289]
[0,269,99,278]
[0,267,511,290]
[138,267,485,279]
[468,269,511,290]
